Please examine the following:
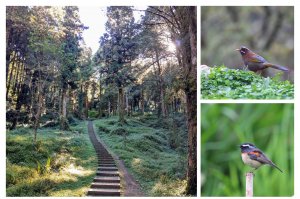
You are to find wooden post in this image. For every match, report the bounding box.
[246,172,254,197]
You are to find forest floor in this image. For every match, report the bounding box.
[6,120,97,196]
[6,113,188,196]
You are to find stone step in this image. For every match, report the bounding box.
[98,161,115,164]
[97,170,119,177]
[96,153,110,156]
[98,159,114,161]
[95,149,109,152]
[99,164,116,167]
[95,152,110,155]
[98,166,118,171]
[87,188,120,196]
[94,176,120,183]
[98,156,114,160]
[91,182,120,189]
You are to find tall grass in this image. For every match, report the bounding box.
[201,103,294,196]
[6,121,97,196]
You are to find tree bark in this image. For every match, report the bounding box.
[60,87,69,130]
[155,49,166,118]
[108,101,111,117]
[33,82,43,144]
[98,78,102,118]
[141,88,145,115]
[118,87,125,125]
[6,53,17,100]
[126,90,129,116]
[185,6,197,195]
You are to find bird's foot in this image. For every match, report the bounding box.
[242,65,248,70]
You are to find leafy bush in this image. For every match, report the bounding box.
[7,178,55,196]
[97,125,110,133]
[110,127,128,136]
[201,66,294,99]
[88,110,98,118]
[10,127,31,135]
[67,114,79,125]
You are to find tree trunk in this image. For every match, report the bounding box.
[60,88,69,130]
[126,90,129,116]
[155,49,166,118]
[6,53,17,100]
[108,101,111,117]
[78,84,84,119]
[33,82,43,144]
[185,6,197,195]
[84,82,89,118]
[118,87,125,125]
[98,79,102,118]
[141,88,145,115]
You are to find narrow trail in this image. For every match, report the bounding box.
[87,120,144,197]
[87,121,121,196]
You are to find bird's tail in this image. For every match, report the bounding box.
[271,163,283,173]
[263,62,289,72]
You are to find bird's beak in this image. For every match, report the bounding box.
[235,48,240,51]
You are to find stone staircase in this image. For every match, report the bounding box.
[87,121,121,196]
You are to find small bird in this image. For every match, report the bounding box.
[236,46,289,72]
[239,142,283,173]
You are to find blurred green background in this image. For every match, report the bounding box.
[201,6,294,81]
[201,103,294,196]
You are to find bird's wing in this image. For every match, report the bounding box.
[248,149,272,165]
[247,54,266,63]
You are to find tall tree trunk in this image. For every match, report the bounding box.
[12,59,21,96]
[98,79,102,118]
[118,87,125,125]
[185,6,197,195]
[108,101,111,117]
[33,82,43,144]
[155,49,166,118]
[141,88,145,115]
[60,87,69,130]
[6,53,17,100]
[126,90,129,116]
[85,93,89,118]
[78,84,84,118]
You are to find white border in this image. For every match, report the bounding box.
[1,0,298,199]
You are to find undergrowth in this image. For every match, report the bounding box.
[201,66,294,99]
[6,121,97,196]
[93,114,188,196]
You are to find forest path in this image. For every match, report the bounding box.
[87,121,144,196]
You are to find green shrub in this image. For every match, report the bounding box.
[88,110,98,118]
[97,125,110,133]
[68,114,79,124]
[110,127,128,136]
[6,178,55,196]
[11,127,31,135]
[201,66,294,99]
[6,163,36,186]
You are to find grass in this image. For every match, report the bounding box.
[201,104,294,196]
[201,66,294,99]
[6,121,97,196]
[92,114,188,196]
